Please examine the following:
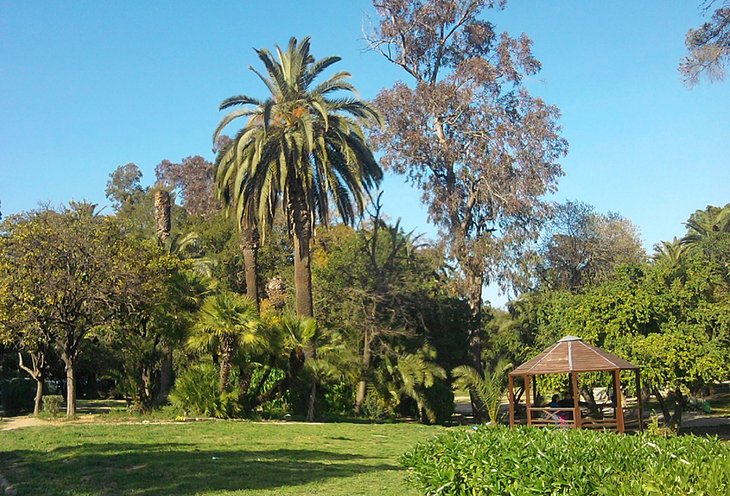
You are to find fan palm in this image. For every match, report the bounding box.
[213,36,382,319]
[189,292,262,391]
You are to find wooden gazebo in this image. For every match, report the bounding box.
[508,336,643,433]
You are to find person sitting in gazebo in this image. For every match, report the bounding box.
[558,392,574,420]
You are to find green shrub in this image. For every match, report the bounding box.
[169,363,240,418]
[321,381,354,415]
[42,395,64,416]
[422,381,454,425]
[0,378,35,415]
[401,426,730,495]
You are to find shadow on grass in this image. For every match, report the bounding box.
[0,442,397,495]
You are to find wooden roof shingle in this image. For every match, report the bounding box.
[509,336,638,376]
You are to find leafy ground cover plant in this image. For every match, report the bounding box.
[401,426,730,495]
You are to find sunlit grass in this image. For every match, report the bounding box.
[0,420,446,495]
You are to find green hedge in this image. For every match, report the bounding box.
[401,426,730,495]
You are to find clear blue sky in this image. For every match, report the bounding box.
[1,1,728,305]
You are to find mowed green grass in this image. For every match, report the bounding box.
[0,421,447,495]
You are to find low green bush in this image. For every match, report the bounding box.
[0,378,35,415]
[169,363,240,418]
[401,426,730,495]
[42,395,64,415]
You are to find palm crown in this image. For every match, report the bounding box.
[214,36,383,235]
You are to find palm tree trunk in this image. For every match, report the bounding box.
[291,192,316,420]
[219,335,237,391]
[292,219,313,319]
[154,189,171,243]
[240,224,260,310]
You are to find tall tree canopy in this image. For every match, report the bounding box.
[367,0,568,401]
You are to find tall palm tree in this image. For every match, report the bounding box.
[213,36,382,320]
[190,292,262,391]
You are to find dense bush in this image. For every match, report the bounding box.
[0,378,35,415]
[401,426,730,495]
[43,395,64,415]
[169,363,240,418]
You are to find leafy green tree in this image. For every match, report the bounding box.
[105,163,144,212]
[0,205,163,416]
[535,201,646,291]
[314,196,470,416]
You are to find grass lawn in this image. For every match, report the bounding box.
[0,420,447,495]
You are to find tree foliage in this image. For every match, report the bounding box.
[680,1,730,86]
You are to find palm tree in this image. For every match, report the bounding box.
[682,204,730,248]
[190,292,262,391]
[653,237,689,267]
[452,358,513,425]
[213,36,382,320]
[373,346,447,424]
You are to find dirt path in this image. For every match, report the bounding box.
[0,415,95,431]
[0,416,50,430]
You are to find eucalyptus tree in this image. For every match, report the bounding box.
[366,0,568,416]
[213,36,382,320]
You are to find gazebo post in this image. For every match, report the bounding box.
[614,369,625,433]
[508,374,515,427]
[571,371,581,428]
[635,369,643,432]
[525,375,532,426]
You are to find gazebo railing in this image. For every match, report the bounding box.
[518,405,643,432]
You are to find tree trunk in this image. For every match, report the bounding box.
[61,352,77,417]
[291,195,316,421]
[240,225,260,310]
[155,346,174,406]
[34,379,44,415]
[154,189,171,243]
[466,271,486,420]
[355,329,372,413]
[18,352,45,416]
[219,334,237,391]
[139,365,154,412]
[292,218,314,319]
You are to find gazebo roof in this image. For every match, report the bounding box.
[509,336,638,376]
